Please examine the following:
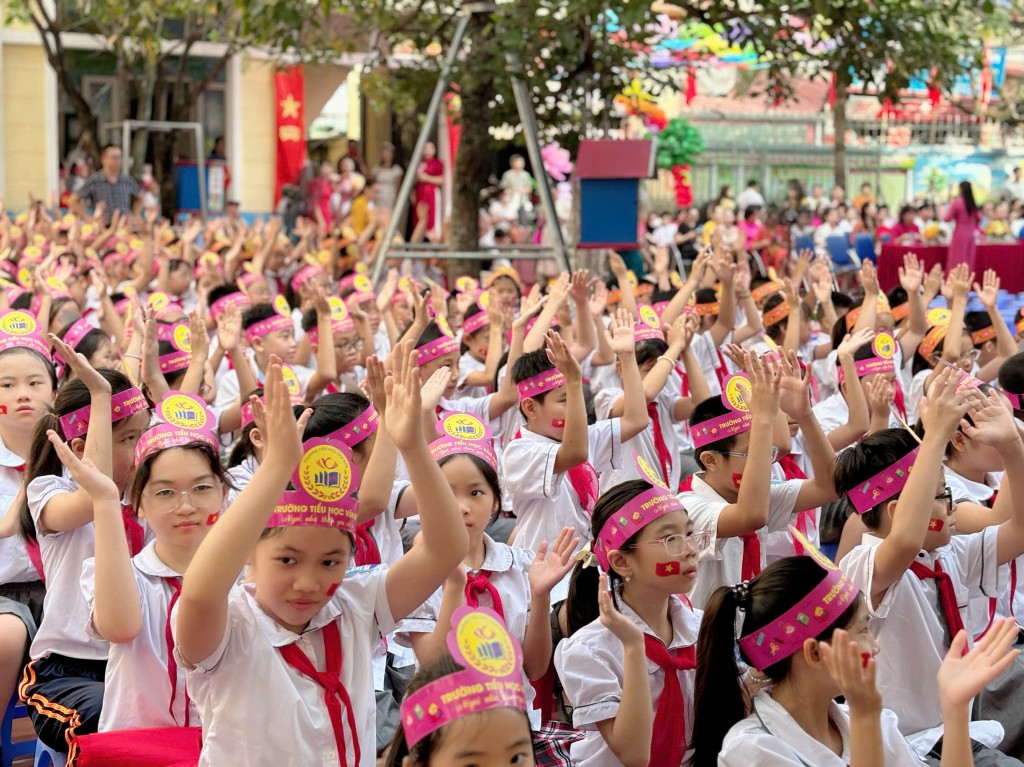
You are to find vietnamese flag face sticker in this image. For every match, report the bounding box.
[928,518,945,532]
[205,513,219,526]
[731,473,743,490]
[655,561,680,577]
[551,418,566,429]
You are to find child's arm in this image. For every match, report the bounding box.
[179,310,210,396]
[865,377,893,436]
[569,271,597,362]
[660,248,708,328]
[377,269,401,346]
[714,353,780,538]
[593,573,653,767]
[461,297,506,388]
[940,264,971,365]
[176,362,307,666]
[588,284,615,367]
[708,252,736,347]
[352,357,397,525]
[869,368,971,606]
[549,331,590,475]
[819,630,883,767]
[611,315,688,418]
[408,566,469,667]
[524,273,569,353]
[850,261,879,335]
[607,309,648,441]
[730,263,764,345]
[304,286,339,402]
[484,298,549,422]
[975,270,1016,383]
[827,330,874,450]
[938,619,1020,767]
[383,342,470,622]
[898,253,927,359]
[523,528,579,680]
[37,337,114,535]
[49,433,141,643]
[673,327,711,421]
[780,279,802,353]
[607,253,638,319]
[214,306,258,435]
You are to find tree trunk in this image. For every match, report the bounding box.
[832,78,848,190]
[131,68,158,177]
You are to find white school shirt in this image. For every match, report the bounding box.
[678,475,803,611]
[28,475,108,660]
[82,541,199,731]
[226,454,259,504]
[719,691,925,767]
[504,419,623,555]
[812,391,899,439]
[593,382,681,492]
[393,535,540,727]
[765,435,819,563]
[214,363,314,431]
[178,566,395,767]
[690,330,727,396]
[838,531,1006,756]
[906,368,931,426]
[0,433,38,584]
[555,594,701,767]
[456,352,489,400]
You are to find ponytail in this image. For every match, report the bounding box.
[690,586,748,767]
[18,412,64,542]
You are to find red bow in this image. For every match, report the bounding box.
[643,634,696,767]
[910,559,966,655]
[778,455,814,556]
[353,519,381,567]
[740,532,761,581]
[648,402,672,487]
[164,577,190,726]
[464,570,505,620]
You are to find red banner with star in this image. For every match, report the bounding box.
[274,66,306,204]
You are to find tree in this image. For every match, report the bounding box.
[4,0,348,207]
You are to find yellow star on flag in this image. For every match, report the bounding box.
[280,94,301,119]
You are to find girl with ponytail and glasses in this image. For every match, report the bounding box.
[690,537,1020,767]
[554,462,708,767]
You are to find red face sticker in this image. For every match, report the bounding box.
[927,518,945,532]
[205,513,219,526]
[655,561,680,577]
[861,652,872,669]
[731,473,743,490]
[326,583,340,597]
[477,347,489,358]
[551,418,566,429]
[0,406,7,415]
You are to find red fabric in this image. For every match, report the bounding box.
[910,560,966,654]
[464,570,506,620]
[778,455,813,556]
[740,532,761,581]
[273,66,306,205]
[413,158,444,238]
[647,403,673,487]
[684,70,697,104]
[678,475,694,493]
[353,520,381,567]
[25,538,44,582]
[892,380,908,424]
[643,634,696,767]
[512,427,597,515]
[163,577,189,726]
[278,621,360,767]
[73,726,202,767]
[122,505,146,557]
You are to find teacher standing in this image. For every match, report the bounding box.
[943,180,981,269]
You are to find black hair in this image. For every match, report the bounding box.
[207,284,242,307]
[650,289,677,306]
[961,181,977,215]
[129,440,233,512]
[57,321,108,368]
[833,428,919,528]
[0,348,58,391]
[437,453,502,524]
[9,292,32,312]
[227,386,265,468]
[695,287,718,311]
[911,327,945,377]
[300,307,319,334]
[168,259,190,275]
[156,338,188,390]
[636,338,669,368]
[762,293,788,342]
[691,557,861,767]
[510,349,556,417]
[831,292,854,312]
[20,368,147,541]
[964,311,994,349]
[566,480,652,637]
[241,302,279,330]
[999,352,1024,415]
[690,396,739,470]
[414,321,446,349]
[100,144,120,157]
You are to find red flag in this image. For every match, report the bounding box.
[444,92,462,165]
[274,66,306,205]
[685,70,697,105]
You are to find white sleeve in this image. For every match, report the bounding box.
[392,588,441,649]
[554,633,624,729]
[718,726,813,767]
[593,387,625,421]
[766,480,803,532]
[588,418,623,473]
[839,542,897,618]
[950,528,1004,600]
[27,475,78,533]
[679,491,726,554]
[502,439,561,501]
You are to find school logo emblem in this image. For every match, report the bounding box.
[353,275,374,295]
[478,291,491,309]
[454,610,516,677]
[148,292,170,312]
[160,393,208,430]
[0,311,36,336]
[328,296,350,322]
[437,314,454,338]
[16,268,32,289]
[281,365,302,401]
[926,308,952,327]
[273,295,291,317]
[872,332,895,360]
[441,413,486,441]
[636,455,667,489]
[638,305,660,329]
[298,444,352,503]
[456,276,479,294]
[172,323,192,353]
[45,277,68,293]
[724,375,752,413]
[354,262,369,276]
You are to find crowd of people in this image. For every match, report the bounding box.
[1,149,1024,767]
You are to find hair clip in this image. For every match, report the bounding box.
[575,541,598,569]
[730,581,752,609]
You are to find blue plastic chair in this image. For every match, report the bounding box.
[853,232,877,264]
[793,234,815,255]
[34,741,65,767]
[0,693,36,767]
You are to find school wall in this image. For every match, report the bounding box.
[238,58,277,214]
[2,43,49,203]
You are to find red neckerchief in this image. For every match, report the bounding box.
[278,621,360,767]
[647,402,673,487]
[740,532,762,581]
[164,576,190,726]
[122,505,146,556]
[892,379,908,423]
[512,428,598,516]
[778,455,813,556]
[14,463,45,581]
[643,634,696,767]
[464,570,505,620]
[353,520,381,567]
[910,559,966,655]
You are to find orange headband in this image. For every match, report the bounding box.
[752,281,785,303]
[890,302,909,322]
[918,325,948,358]
[970,326,996,345]
[692,302,720,317]
[762,303,790,327]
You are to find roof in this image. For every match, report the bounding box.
[576,140,656,179]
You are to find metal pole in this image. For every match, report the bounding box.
[370,10,474,284]
[121,121,131,176]
[508,65,570,273]
[196,123,207,223]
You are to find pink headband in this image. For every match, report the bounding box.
[158,322,192,375]
[308,317,356,346]
[267,437,360,529]
[516,368,566,402]
[0,311,51,360]
[237,270,264,290]
[416,335,459,365]
[245,315,293,344]
[210,292,251,321]
[290,263,324,292]
[240,398,258,429]
[59,386,148,439]
[339,273,376,300]
[595,483,685,571]
[461,309,489,336]
[326,405,380,448]
[691,374,753,448]
[401,606,526,748]
[62,319,95,352]
[738,529,860,671]
[135,391,218,465]
[429,412,497,469]
[635,305,664,343]
[848,445,919,514]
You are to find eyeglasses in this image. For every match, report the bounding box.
[935,487,955,515]
[335,339,364,354]
[142,481,224,513]
[719,446,781,463]
[630,530,712,557]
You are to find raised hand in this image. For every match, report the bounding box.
[898,253,924,294]
[547,272,572,310]
[973,269,1000,311]
[924,263,944,301]
[919,366,976,442]
[363,355,388,413]
[961,389,1020,449]
[938,618,1020,709]
[947,263,974,302]
[836,328,875,358]
[606,308,637,356]
[384,340,425,450]
[570,270,591,303]
[819,629,882,715]
[665,315,692,353]
[528,527,582,597]
[865,375,893,413]
[419,366,451,414]
[258,358,305,471]
[597,573,644,648]
[608,251,627,279]
[50,334,111,396]
[545,330,581,384]
[216,304,242,353]
[188,309,209,359]
[46,431,120,502]
[747,352,782,418]
[589,280,608,318]
[860,260,879,296]
[512,294,548,333]
[773,349,811,419]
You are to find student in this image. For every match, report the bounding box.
[556,470,706,767]
[55,318,120,377]
[836,367,1024,765]
[455,298,505,400]
[395,412,578,729]
[962,270,1016,383]
[386,607,534,767]
[503,319,647,565]
[53,393,227,764]
[17,339,151,752]
[691,543,1021,767]
[680,351,838,609]
[173,344,470,767]
[810,329,892,446]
